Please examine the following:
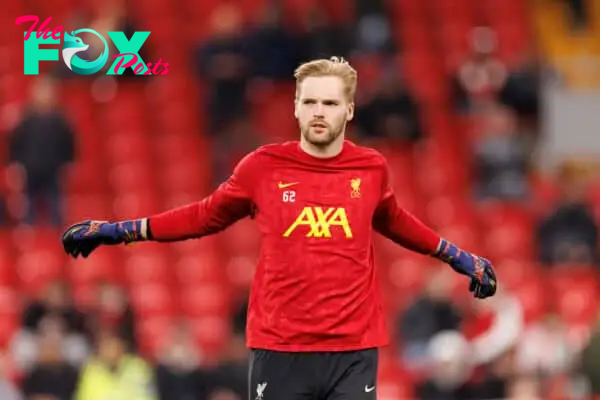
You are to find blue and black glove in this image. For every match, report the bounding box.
[434,239,497,299]
[61,219,148,259]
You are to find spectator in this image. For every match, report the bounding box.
[21,331,80,400]
[75,328,156,400]
[195,4,252,185]
[8,76,75,227]
[451,27,507,113]
[208,298,250,400]
[209,333,248,400]
[352,0,395,55]
[537,160,598,266]
[22,280,87,336]
[472,104,530,201]
[11,314,90,373]
[581,310,600,397]
[398,268,462,370]
[87,282,137,352]
[515,313,576,377]
[0,351,23,400]
[563,0,589,30]
[245,3,301,81]
[298,6,351,62]
[499,50,541,123]
[196,4,250,135]
[416,330,477,400]
[505,375,543,399]
[354,67,422,143]
[155,320,211,400]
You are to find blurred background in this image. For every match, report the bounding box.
[1,0,600,399]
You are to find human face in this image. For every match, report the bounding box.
[295,76,354,148]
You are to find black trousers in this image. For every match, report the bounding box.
[248,348,378,400]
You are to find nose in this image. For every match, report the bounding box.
[313,103,325,117]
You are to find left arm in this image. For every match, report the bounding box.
[372,158,497,299]
[372,195,441,255]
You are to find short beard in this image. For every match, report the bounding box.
[301,121,345,148]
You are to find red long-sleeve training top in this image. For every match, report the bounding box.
[147,140,441,351]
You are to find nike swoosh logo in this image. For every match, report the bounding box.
[365,385,375,393]
[278,182,299,189]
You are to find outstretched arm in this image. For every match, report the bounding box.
[372,161,497,299]
[62,152,258,257]
[372,195,441,255]
[146,173,253,241]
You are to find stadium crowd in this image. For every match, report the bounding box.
[1,0,600,399]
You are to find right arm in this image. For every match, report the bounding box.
[146,153,256,242]
[62,152,259,258]
[146,169,254,242]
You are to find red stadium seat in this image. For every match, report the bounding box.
[189,315,230,361]
[105,134,152,163]
[130,283,176,317]
[109,161,156,194]
[64,194,113,225]
[180,282,229,317]
[136,316,173,358]
[123,248,171,286]
[225,255,257,288]
[548,266,599,327]
[11,227,66,295]
[511,277,547,324]
[68,246,124,286]
[175,252,224,285]
[386,257,432,310]
[112,191,161,218]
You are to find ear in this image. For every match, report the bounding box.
[347,102,354,122]
[293,99,299,119]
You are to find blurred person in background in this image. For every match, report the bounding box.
[209,331,248,400]
[0,351,23,400]
[515,312,576,377]
[245,3,301,81]
[562,0,589,31]
[87,282,137,352]
[499,49,541,128]
[195,4,252,186]
[398,268,463,371]
[12,313,90,374]
[22,280,87,336]
[451,27,507,114]
[581,310,600,397]
[155,320,210,400]
[209,298,250,400]
[21,333,79,400]
[505,375,543,400]
[351,0,395,55]
[472,103,530,202]
[298,6,351,62]
[536,159,598,267]
[75,328,156,400]
[416,330,477,400]
[8,76,75,227]
[354,66,423,144]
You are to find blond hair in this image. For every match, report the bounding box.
[294,56,357,102]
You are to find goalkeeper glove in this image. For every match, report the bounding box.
[61,219,148,259]
[434,239,497,299]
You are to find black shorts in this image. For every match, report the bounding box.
[248,348,378,400]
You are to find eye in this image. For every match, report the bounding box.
[303,99,316,105]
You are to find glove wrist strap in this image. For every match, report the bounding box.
[116,219,147,242]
